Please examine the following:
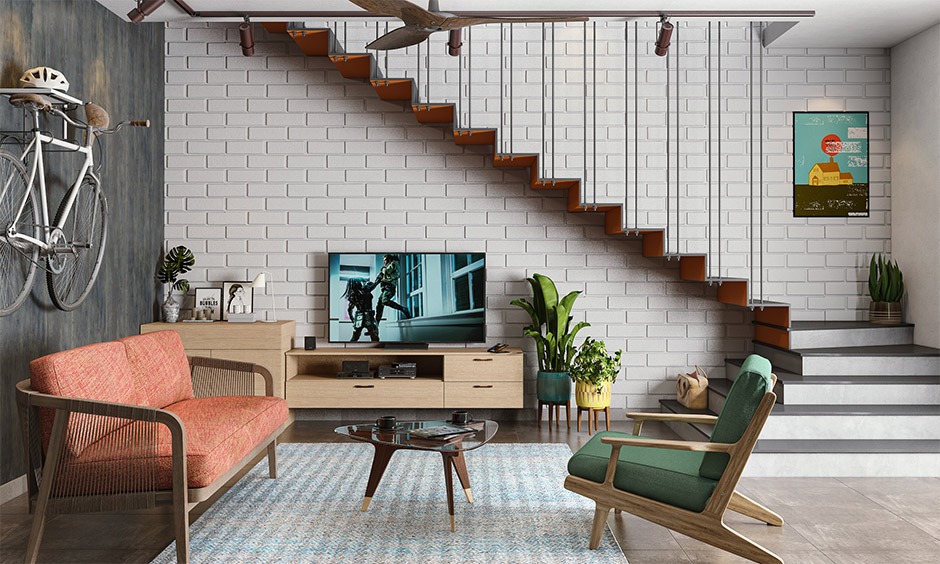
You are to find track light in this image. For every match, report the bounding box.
[447,29,463,56]
[655,16,673,57]
[127,0,165,24]
[239,18,255,56]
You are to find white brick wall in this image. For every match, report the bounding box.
[164,21,891,410]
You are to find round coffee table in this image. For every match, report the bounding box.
[335,419,498,532]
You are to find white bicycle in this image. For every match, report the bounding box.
[0,92,149,315]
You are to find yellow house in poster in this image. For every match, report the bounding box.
[809,156,854,186]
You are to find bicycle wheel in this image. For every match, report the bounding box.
[0,149,40,316]
[47,174,108,311]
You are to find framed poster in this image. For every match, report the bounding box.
[221,281,253,321]
[793,112,869,217]
[194,288,222,321]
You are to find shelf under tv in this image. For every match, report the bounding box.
[285,347,523,409]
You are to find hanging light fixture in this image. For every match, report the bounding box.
[447,29,463,56]
[239,17,255,56]
[127,0,166,24]
[655,15,673,56]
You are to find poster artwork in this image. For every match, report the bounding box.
[793,112,869,217]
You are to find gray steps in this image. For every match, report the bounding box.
[753,342,940,376]
[766,320,916,349]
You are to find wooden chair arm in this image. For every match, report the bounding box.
[625,412,719,435]
[600,435,734,453]
[188,356,274,397]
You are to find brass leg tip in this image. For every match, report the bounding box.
[464,488,473,504]
[450,514,456,532]
[361,497,372,512]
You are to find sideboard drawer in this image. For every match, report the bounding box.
[287,376,443,408]
[444,381,524,408]
[443,353,523,382]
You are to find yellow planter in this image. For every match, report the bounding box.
[575,381,611,409]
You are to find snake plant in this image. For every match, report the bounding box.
[868,253,904,303]
[511,273,590,372]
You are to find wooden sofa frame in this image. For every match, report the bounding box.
[564,374,785,564]
[15,356,287,564]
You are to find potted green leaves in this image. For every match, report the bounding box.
[570,338,622,409]
[868,253,904,324]
[511,274,589,404]
[158,246,194,322]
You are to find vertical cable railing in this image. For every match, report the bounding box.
[510,24,514,154]
[675,21,680,255]
[583,21,587,204]
[750,21,755,302]
[759,22,765,303]
[541,23,546,179]
[665,19,671,254]
[707,21,712,277]
[551,22,556,181]
[624,21,629,232]
[592,20,597,209]
[499,23,504,154]
[634,21,638,232]
[467,26,472,130]
[717,21,723,281]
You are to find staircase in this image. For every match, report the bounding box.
[661,321,940,476]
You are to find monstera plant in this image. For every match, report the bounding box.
[868,253,904,324]
[157,246,194,322]
[511,273,590,406]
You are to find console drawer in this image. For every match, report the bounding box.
[287,377,443,408]
[444,353,523,382]
[444,381,524,408]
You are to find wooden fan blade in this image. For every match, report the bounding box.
[440,15,589,30]
[366,25,436,50]
[347,0,440,27]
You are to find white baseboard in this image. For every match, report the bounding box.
[0,474,27,504]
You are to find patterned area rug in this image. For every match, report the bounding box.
[151,443,625,563]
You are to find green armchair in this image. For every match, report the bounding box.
[564,354,784,564]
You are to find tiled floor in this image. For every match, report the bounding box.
[2,419,938,563]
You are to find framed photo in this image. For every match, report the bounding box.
[194,288,223,321]
[221,281,253,321]
[793,111,869,217]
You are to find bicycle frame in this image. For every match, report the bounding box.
[6,109,98,252]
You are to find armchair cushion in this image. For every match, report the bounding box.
[699,354,773,480]
[30,342,142,456]
[118,331,195,409]
[567,431,718,512]
[63,395,288,491]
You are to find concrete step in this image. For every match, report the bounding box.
[780,321,915,349]
[661,399,940,441]
[723,359,940,406]
[753,342,940,376]
[744,452,940,477]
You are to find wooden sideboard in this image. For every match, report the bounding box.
[285,348,524,409]
[140,321,295,399]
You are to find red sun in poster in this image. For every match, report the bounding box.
[821,134,842,156]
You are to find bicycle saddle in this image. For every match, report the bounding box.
[8,93,52,111]
[84,103,110,129]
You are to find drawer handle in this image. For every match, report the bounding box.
[354,385,375,389]
[473,358,493,362]
[473,385,494,389]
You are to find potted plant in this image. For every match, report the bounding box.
[868,253,904,324]
[511,273,589,405]
[158,246,194,322]
[570,338,622,410]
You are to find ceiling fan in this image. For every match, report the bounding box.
[348,0,588,52]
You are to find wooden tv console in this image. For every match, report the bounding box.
[285,348,523,409]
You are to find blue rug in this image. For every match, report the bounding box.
[151,443,625,563]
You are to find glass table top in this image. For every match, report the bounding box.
[335,419,498,452]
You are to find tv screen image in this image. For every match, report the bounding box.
[328,253,486,343]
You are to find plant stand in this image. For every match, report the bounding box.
[537,400,570,430]
[576,406,610,435]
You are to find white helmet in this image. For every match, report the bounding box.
[19,67,70,92]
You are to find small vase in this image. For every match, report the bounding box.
[537,371,571,403]
[162,294,181,323]
[869,301,902,325]
[575,381,611,409]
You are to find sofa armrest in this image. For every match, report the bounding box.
[188,356,274,397]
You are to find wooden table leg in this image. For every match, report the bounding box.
[451,450,473,504]
[442,453,456,532]
[566,401,571,429]
[362,443,397,512]
[538,401,543,429]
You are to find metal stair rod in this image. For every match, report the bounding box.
[541,22,546,178]
[552,22,556,181]
[583,21,587,204]
[457,29,462,128]
[634,21,638,232]
[718,21,722,280]
[500,23,504,153]
[384,22,389,79]
[425,33,430,105]
[676,21,680,253]
[665,19,670,253]
[750,21,755,303]
[707,21,712,278]
[624,22,628,231]
[510,23,514,154]
[416,40,421,104]
[593,20,597,210]
[760,22,765,302]
[468,26,472,129]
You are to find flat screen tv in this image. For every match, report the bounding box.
[328,253,486,344]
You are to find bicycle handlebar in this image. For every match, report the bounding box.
[129,120,150,127]
[45,107,149,135]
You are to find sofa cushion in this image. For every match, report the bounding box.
[30,341,142,456]
[567,431,718,513]
[61,395,288,491]
[699,354,773,480]
[118,331,194,408]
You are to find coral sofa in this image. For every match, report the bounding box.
[15,330,288,564]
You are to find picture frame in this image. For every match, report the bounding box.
[792,111,870,218]
[194,288,223,321]
[221,281,253,321]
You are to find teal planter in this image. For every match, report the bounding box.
[537,371,571,403]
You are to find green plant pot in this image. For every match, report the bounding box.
[537,371,571,403]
